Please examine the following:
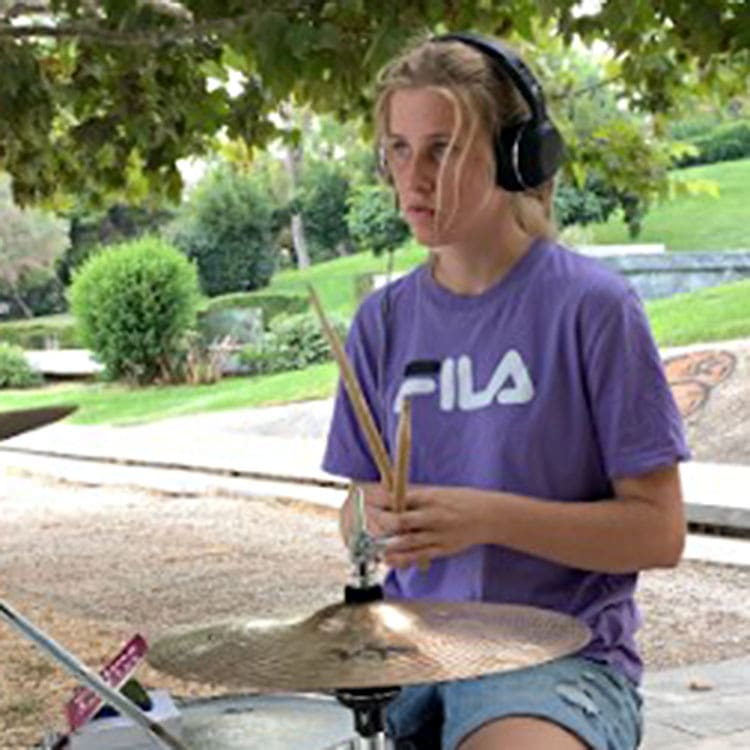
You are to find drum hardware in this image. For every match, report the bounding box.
[0,405,78,441]
[347,485,386,591]
[0,600,187,750]
[335,687,399,750]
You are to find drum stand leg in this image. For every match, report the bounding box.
[335,687,400,750]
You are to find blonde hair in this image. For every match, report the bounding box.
[374,34,556,239]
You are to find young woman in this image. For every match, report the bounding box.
[323,32,689,750]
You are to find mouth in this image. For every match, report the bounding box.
[405,205,435,220]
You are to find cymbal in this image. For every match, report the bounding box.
[0,405,78,441]
[149,600,591,691]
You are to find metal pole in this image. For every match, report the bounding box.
[358,733,389,750]
[0,600,187,750]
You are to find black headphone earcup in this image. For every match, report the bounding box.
[494,122,526,192]
[495,120,565,191]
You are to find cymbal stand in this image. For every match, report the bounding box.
[335,686,399,750]
[347,486,385,592]
[336,488,400,749]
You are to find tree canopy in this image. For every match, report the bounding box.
[1,0,747,207]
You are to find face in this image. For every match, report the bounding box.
[383,87,502,247]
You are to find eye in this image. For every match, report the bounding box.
[431,140,456,162]
[386,139,411,162]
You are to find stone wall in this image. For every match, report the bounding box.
[599,251,750,300]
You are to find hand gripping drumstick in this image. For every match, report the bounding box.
[308,285,393,491]
[0,600,187,750]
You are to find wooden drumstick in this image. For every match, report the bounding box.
[308,285,393,491]
[393,398,411,515]
[393,398,429,571]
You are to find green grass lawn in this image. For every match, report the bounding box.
[268,240,427,315]
[646,278,750,347]
[589,158,750,252]
[0,362,338,424]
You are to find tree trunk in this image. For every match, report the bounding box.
[10,286,33,318]
[281,105,313,271]
[290,213,311,269]
[335,239,353,257]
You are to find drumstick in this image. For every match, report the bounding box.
[307,285,393,491]
[393,398,429,571]
[393,398,411,514]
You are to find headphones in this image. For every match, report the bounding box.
[416,32,565,192]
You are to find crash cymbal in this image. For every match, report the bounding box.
[149,600,590,691]
[0,405,78,441]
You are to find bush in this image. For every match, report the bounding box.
[0,316,79,349]
[297,162,353,262]
[204,290,307,325]
[240,312,348,375]
[68,236,200,384]
[677,120,750,167]
[169,165,276,296]
[0,343,43,388]
[346,183,409,256]
[554,175,619,228]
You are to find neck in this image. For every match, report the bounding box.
[430,219,535,295]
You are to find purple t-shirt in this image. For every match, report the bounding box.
[323,238,689,684]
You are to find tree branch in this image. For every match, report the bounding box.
[137,0,193,24]
[549,74,625,102]
[0,12,254,46]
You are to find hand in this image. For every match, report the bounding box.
[382,485,492,569]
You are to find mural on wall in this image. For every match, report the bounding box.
[664,350,736,419]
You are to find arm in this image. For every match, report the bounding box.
[381,464,686,574]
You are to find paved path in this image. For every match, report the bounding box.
[641,657,750,749]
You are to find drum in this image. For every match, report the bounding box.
[178,693,359,749]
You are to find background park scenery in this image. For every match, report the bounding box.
[1,1,749,427]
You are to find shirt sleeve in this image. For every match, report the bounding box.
[322,298,387,482]
[580,285,691,479]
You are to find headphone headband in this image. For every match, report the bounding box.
[433,32,548,122]
[430,31,565,191]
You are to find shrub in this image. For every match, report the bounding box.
[554,175,619,228]
[68,236,200,384]
[240,312,348,375]
[346,184,409,256]
[0,343,43,388]
[297,162,353,261]
[0,316,79,349]
[179,331,233,385]
[676,119,750,167]
[169,165,276,295]
[204,290,307,325]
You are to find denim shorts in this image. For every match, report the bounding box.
[386,656,643,750]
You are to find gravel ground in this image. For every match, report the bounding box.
[1,472,749,748]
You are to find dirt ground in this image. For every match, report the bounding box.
[1,472,749,749]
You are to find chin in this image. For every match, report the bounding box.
[411,225,451,248]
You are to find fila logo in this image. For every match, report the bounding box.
[393,349,534,413]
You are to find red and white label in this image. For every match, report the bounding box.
[65,634,148,732]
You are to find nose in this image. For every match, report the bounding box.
[402,151,435,194]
